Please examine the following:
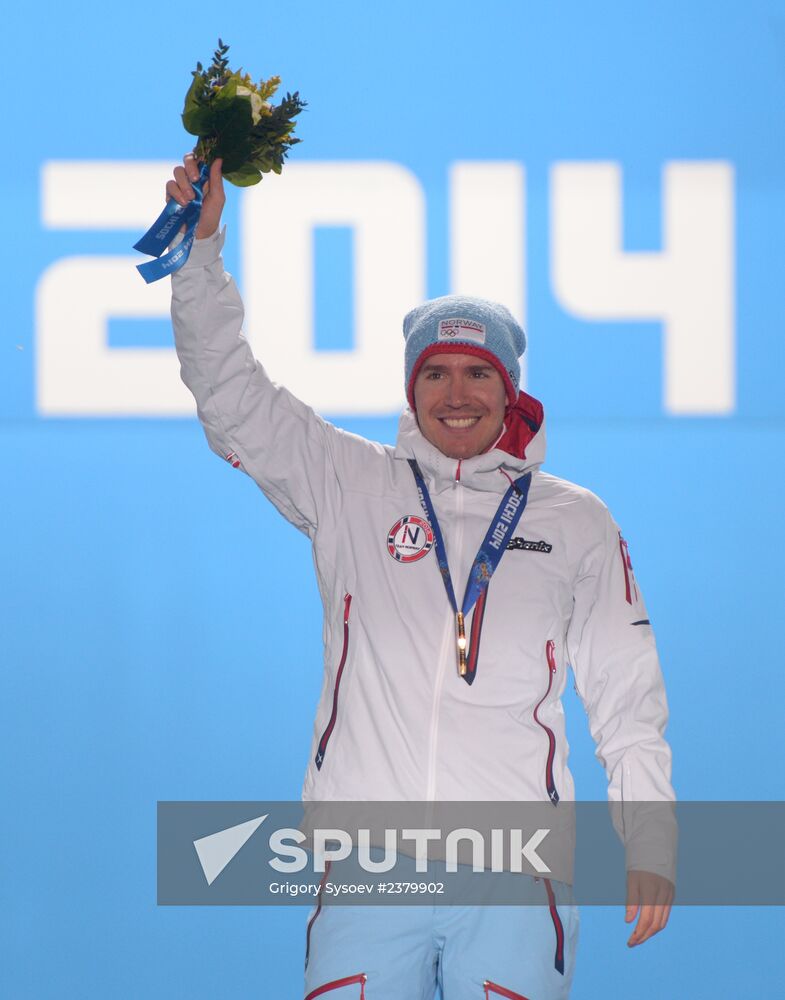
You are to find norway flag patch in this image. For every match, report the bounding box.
[437,317,487,345]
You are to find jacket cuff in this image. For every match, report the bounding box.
[169,225,226,271]
[625,842,677,886]
[179,225,226,268]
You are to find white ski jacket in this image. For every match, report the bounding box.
[171,229,675,823]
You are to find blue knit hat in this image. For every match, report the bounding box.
[403,295,526,408]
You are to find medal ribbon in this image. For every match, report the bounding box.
[408,459,532,678]
[132,162,210,284]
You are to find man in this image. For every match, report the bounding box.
[167,156,674,1000]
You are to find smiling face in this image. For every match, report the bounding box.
[412,353,508,459]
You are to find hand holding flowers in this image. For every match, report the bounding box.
[134,40,305,282]
[167,156,225,240]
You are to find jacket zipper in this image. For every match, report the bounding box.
[305,973,367,999]
[483,981,530,1000]
[533,639,560,805]
[315,593,353,770]
[544,876,566,974]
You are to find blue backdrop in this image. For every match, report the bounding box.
[3,1,784,997]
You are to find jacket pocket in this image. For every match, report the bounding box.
[305,973,367,999]
[533,640,560,806]
[315,593,353,770]
[483,981,530,1000]
[304,862,332,970]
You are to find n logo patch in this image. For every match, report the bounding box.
[387,515,434,563]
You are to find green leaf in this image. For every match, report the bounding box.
[182,105,215,136]
[211,98,254,149]
[182,71,211,134]
[223,163,262,187]
[213,73,240,104]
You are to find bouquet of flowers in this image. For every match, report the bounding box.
[133,40,305,282]
[183,39,306,187]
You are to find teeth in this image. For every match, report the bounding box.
[442,418,479,428]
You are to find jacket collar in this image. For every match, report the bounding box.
[393,391,546,495]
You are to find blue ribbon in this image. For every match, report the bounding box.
[408,459,532,619]
[133,163,209,283]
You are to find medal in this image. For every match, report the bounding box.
[456,611,467,676]
[409,460,532,681]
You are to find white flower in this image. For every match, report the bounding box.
[236,85,265,125]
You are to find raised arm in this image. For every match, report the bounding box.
[167,156,354,538]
